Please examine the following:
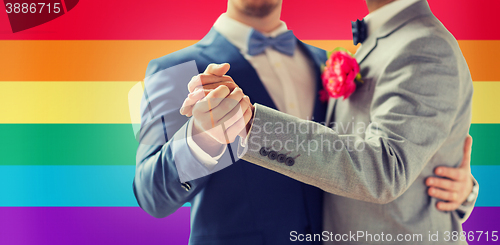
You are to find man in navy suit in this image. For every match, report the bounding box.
[133,0,474,244]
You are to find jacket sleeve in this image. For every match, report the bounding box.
[133,59,211,218]
[456,176,479,222]
[239,36,473,205]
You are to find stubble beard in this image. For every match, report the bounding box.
[239,1,279,18]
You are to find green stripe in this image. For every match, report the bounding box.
[470,124,499,166]
[1,124,138,165]
[0,124,497,166]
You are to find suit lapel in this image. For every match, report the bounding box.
[355,34,379,65]
[297,40,328,123]
[199,28,278,110]
[355,0,433,65]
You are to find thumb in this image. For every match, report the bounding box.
[460,135,473,168]
[204,63,230,76]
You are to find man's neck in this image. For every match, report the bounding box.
[226,2,282,33]
[366,0,397,13]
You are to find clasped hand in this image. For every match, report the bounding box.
[180,63,254,146]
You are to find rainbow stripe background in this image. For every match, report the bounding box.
[0,0,499,244]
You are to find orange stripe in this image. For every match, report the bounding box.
[0,40,497,81]
[0,40,196,82]
[458,40,500,82]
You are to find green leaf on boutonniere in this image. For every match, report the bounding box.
[355,73,364,84]
[327,50,334,58]
[331,47,354,57]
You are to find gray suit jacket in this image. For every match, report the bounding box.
[239,1,475,243]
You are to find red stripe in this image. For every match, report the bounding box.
[0,0,498,40]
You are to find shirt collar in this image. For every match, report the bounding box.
[364,0,422,37]
[213,13,289,54]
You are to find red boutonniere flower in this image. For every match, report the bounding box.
[319,48,364,102]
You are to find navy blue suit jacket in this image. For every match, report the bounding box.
[133,29,328,245]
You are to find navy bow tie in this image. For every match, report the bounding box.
[352,19,368,45]
[248,29,297,56]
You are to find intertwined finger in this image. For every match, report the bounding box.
[434,165,467,181]
[204,63,230,76]
[426,177,460,192]
[180,89,210,116]
[194,85,231,114]
[211,87,245,123]
[188,74,234,93]
[435,201,461,211]
[428,187,459,203]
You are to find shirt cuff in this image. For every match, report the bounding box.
[239,104,258,148]
[186,118,226,169]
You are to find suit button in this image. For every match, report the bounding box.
[277,154,286,163]
[285,157,295,166]
[268,151,278,160]
[259,147,269,156]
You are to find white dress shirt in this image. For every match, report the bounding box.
[187,13,317,168]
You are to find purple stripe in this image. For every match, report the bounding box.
[463,207,500,244]
[0,207,498,244]
[0,207,190,245]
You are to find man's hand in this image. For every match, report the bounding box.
[426,135,474,211]
[180,63,254,149]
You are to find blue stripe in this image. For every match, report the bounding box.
[0,165,190,207]
[0,165,497,207]
[471,165,499,207]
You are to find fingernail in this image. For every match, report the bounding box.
[427,179,433,185]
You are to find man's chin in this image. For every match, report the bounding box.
[241,3,279,17]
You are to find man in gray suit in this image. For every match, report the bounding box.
[183,0,477,243]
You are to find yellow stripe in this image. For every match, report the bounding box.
[0,81,497,124]
[472,82,500,124]
[0,82,141,124]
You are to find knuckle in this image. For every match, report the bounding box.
[198,74,208,83]
[234,89,244,98]
[225,76,235,83]
[425,177,434,186]
[220,84,230,92]
[450,192,458,202]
